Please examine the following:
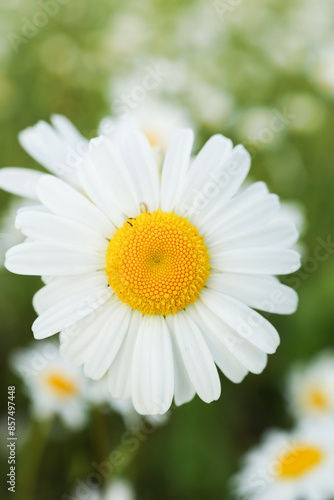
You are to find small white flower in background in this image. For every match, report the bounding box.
[286,352,334,422]
[106,13,148,57]
[0,115,301,415]
[186,81,234,128]
[233,421,334,500]
[287,0,334,46]
[103,479,135,500]
[76,479,135,500]
[11,342,89,430]
[310,45,334,96]
[279,93,326,135]
[237,107,286,150]
[103,93,194,157]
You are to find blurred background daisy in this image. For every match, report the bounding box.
[75,478,136,500]
[286,351,334,422]
[1,0,334,499]
[233,421,334,500]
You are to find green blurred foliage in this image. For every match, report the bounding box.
[1,0,334,498]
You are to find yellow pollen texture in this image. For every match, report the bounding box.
[45,372,78,398]
[105,210,210,315]
[277,444,324,479]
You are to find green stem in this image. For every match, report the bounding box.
[110,417,146,478]
[90,409,112,465]
[17,418,53,500]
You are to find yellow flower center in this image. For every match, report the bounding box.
[307,388,329,411]
[44,372,78,398]
[105,210,210,315]
[142,128,162,149]
[277,444,324,479]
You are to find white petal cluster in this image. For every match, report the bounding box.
[1,116,301,415]
[11,341,88,429]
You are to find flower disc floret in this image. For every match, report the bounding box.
[105,210,210,315]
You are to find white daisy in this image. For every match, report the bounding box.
[286,351,334,422]
[103,480,135,500]
[233,421,334,500]
[75,479,135,500]
[11,341,89,429]
[1,120,301,415]
[311,45,334,96]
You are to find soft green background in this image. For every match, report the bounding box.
[1,0,334,499]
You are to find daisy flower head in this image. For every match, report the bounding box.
[1,117,301,415]
[103,479,135,500]
[233,421,334,500]
[286,351,334,422]
[11,341,89,429]
[75,479,135,500]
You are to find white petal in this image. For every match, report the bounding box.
[17,204,49,214]
[165,315,196,407]
[210,247,301,275]
[197,181,269,236]
[60,301,112,366]
[192,301,268,374]
[195,145,252,225]
[175,136,250,220]
[19,123,57,172]
[32,280,111,339]
[15,210,108,250]
[50,114,86,149]
[78,137,140,226]
[5,242,105,276]
[83,300,131,380]
[175,134,232,217]
[19,122,69,175]
[0,168,43,199]
[33,272,109,314]
[107,310,141,399]
[172,309,221,403]
[200,288,280,354]
[116,129,160,212]
[160,129,194,212]
[207,272,298,314]
[36,175,115,239]
[19,121,84,188]
[210,220,299,251]
[203,190,280,244]
[186,304,249,382]
[132,315,174,415]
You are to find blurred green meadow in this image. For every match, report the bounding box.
[1,0,334,499]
